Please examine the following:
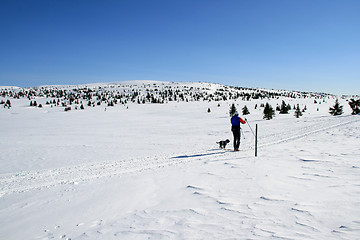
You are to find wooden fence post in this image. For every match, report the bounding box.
[255,124,258,157]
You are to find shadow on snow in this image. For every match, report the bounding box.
[172,150,226,159]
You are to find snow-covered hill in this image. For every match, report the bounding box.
[0,81,359,239]
[0,80,340,110]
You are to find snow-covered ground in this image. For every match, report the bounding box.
[1,83,359,239]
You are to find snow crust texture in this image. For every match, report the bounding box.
[1,81,359,240]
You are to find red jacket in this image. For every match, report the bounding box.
[231,115,246,126]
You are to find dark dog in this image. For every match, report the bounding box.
[217,139,230,149]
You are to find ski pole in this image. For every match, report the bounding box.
[246,119,256,137]
[240,128,245,139]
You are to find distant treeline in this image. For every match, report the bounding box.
[1,83,333,110]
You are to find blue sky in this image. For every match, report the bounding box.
[0,0,359,95]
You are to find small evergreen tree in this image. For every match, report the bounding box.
[279,100,289,114]
[329,99,343,116]
[4,100,11,109]
[207,108,211,113]
[348,99,360,115]
[263,103,275,120]
[287,104,291,111]
[294,104,302,118]
[242,105,250,115]
[229,103,237,116]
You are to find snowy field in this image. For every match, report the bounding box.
[0,83,359,240]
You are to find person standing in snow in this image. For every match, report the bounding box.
[231,111,246,151]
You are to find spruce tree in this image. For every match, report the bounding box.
[329,99,343,116]
[229,103,237,116]
[348,99,360,115]
[287,104,291,111]
[294,104,302,118]
[263,103,275,120]
[5,100,11,109]
[279,100,289,114]
[242,105,250,115]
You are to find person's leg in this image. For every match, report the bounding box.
[233,128,240,150]
[232,130,237,150]
[237,129,241,149]
[235,133,240,149]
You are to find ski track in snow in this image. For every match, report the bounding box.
[0,115,357,197]
[253,115,358,149]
